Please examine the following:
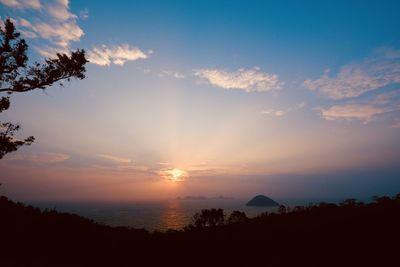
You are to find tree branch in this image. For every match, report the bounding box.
[0,74,73,93]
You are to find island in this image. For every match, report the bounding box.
[177,195,233,200]
[183,196,207,200]
[246,195,279,207]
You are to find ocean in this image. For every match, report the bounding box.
[30,199,279,231]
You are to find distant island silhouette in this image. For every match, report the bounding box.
[177,195,233,200]
[246,195,279,207]
[182,196,207,200]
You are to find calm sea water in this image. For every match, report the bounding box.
[30,199,278,231]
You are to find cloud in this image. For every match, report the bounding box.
[194,67,281,92]
[18,28,37,38]
[261,102,306,117]
[391,121,400,129]
[0,0,41,9]
[304,48,400,99]
[158,168,188,182]
[46,0,76,21]
[159,70,185,79]
[4,0,85,57]
[369,90,400,106]
[29,20,84,48]
[98,154,132,164]
[34,45,68,58]
[18,17,33,27]
[318,90,400,123]
[297,102,306,109]
[274,110,286,116]
[6,152,70,164]
[79,8,89,20]
[261,110,272,115]
[118,165,149,171]
[87,44,149,66]
[319,104,385,123]
[261,109,286,117]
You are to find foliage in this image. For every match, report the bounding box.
[0,18,87,159]
[0,120,34,159]
[227,210,248,224]
[192,208,225,228]
[278,204,287,214]
[1,193,400,266]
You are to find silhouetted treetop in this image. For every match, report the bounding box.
[227,210,248,224]
[0,18,87,159]
[0,122,34,159]
[0,18,87,94]
[0,96,9,112]
[192,208,225,228]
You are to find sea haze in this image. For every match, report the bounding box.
[29,199,279,231]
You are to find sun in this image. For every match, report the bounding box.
[167,168,187,182]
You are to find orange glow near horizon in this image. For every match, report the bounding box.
[165,168,187,182]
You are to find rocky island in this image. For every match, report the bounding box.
[246,195,279,207]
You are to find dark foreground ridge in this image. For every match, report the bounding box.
[246,194,279,206]
[1,194,400,266]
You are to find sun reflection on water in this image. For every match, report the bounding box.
[159,200,187,231]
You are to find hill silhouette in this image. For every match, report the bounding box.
[1,194,400,266]
[246,194,279,206]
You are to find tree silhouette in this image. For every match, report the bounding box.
[192,208,225,228]
[0,18,87,159]
[227,210,248,224]
[278,205,287,214]
[340,198,363,207]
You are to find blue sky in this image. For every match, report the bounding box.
[1,0,400,202]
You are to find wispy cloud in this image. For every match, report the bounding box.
[46,0,76,21]
[261,109,286,117]
[87,44,149,66]
[390,121,400,129]
[318,90,400,123]
[159,70,185,79]
[274,110,286,116]
[98,154,132,164]
[304,48,400,99]
[318,104,386,123]
[6,152,70,164]
[261,102,306,117]
[158,168,188,182]
[7,0,85,57]
[0,0,41,9]
[29,20,83,48]
[194,67,281,92]
[79,8,89,20]
[297,102,306,109]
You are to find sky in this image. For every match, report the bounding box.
[0,0,400,202]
